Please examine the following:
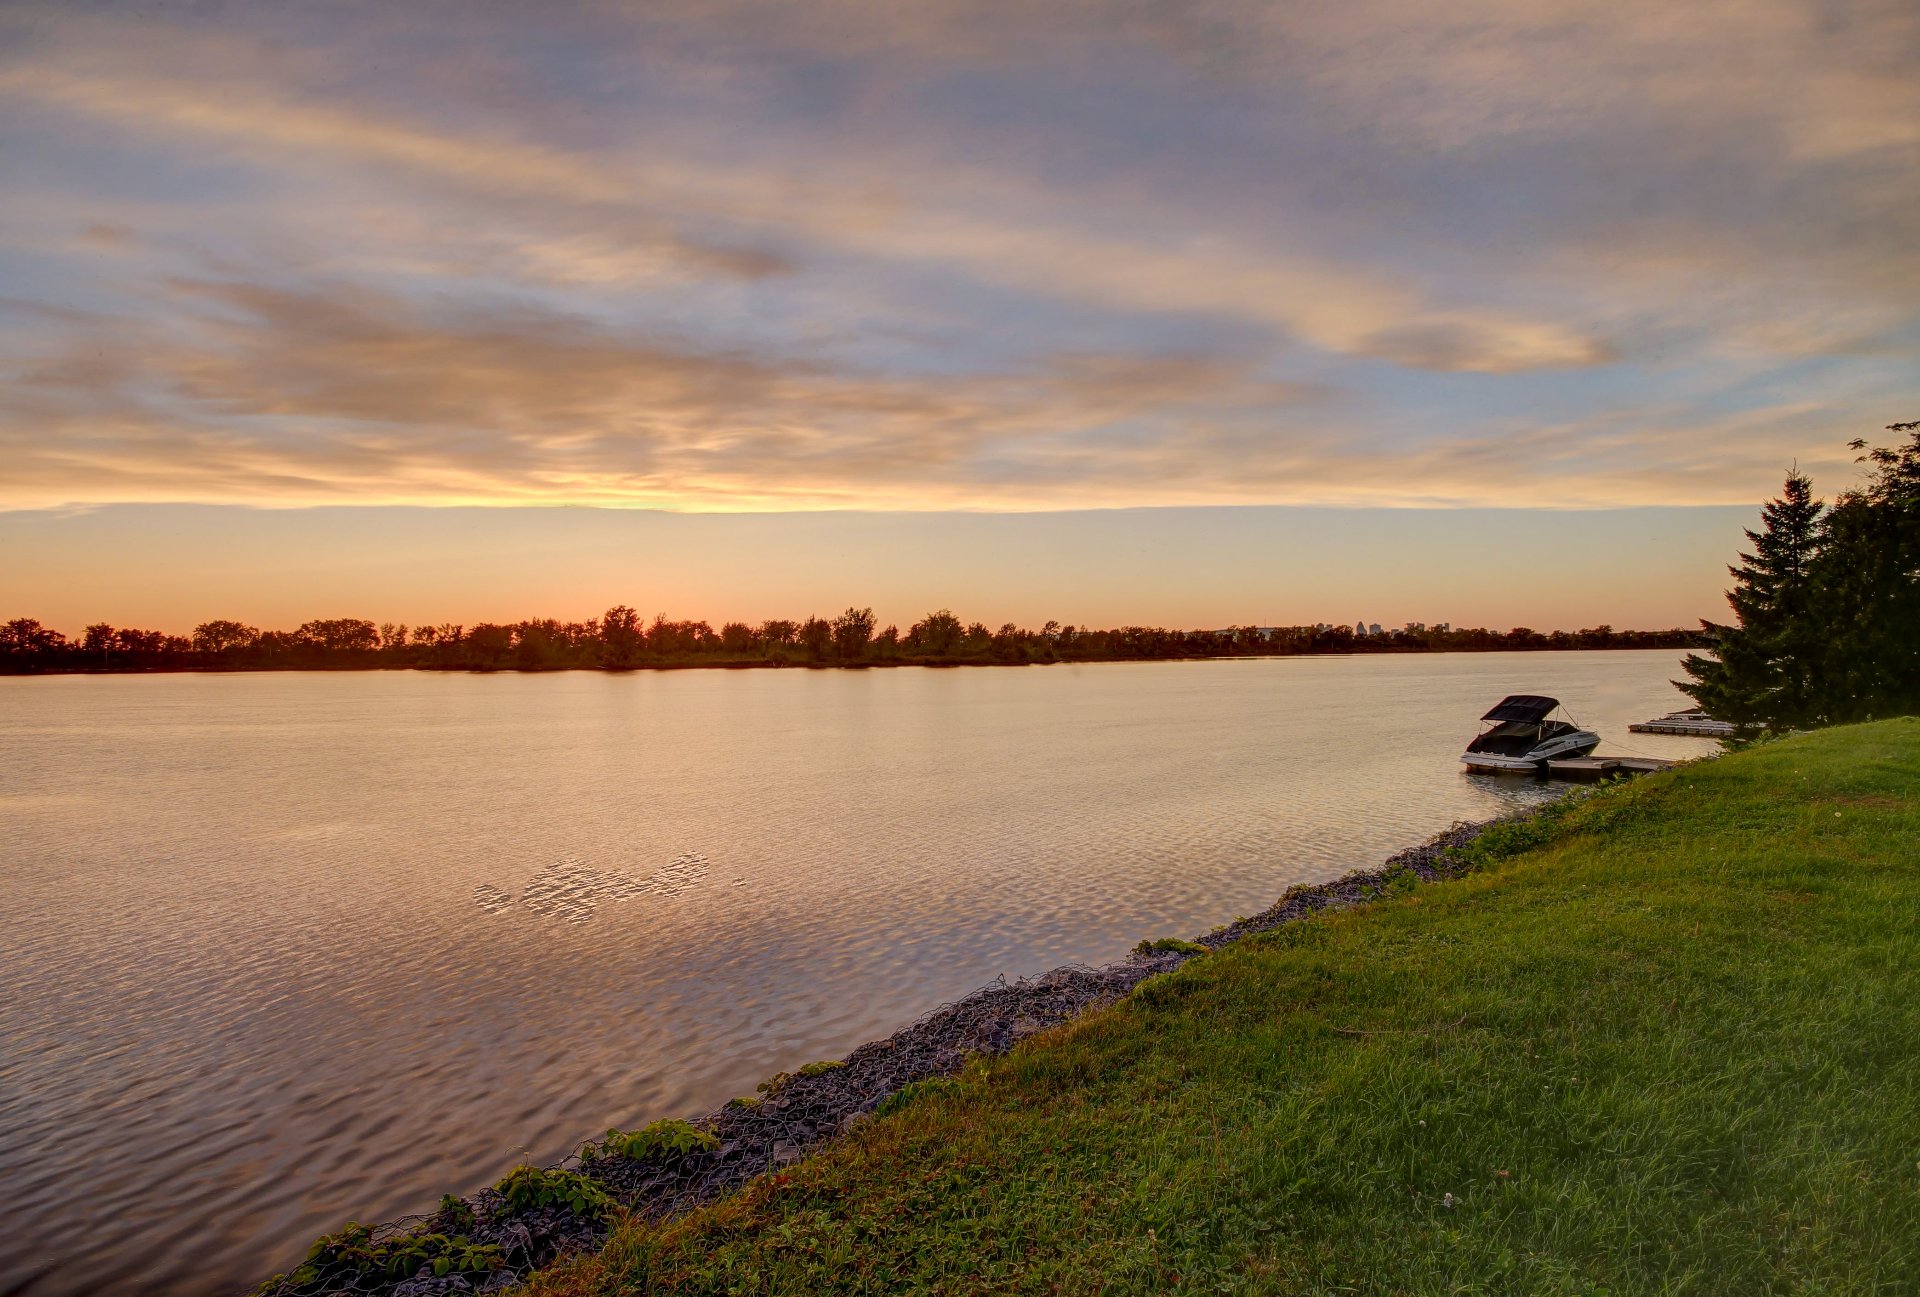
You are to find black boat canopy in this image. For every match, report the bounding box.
[1481,694,1560,723]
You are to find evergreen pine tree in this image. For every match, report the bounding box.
[1680,470,1824,728]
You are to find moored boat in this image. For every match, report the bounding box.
[1462,695,1601,773]
[1629,709,1736,737]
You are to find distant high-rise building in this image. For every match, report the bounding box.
[1368,623,1382,637]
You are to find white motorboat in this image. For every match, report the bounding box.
[1462,695,1601,773]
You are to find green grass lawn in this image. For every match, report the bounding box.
[532,719,1920,1296]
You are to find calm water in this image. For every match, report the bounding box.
[0,652,1715,1296]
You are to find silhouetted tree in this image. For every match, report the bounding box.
[991,622,1026,661]
[514,620,566,670]
[463,623,513,669]
[1681,470,1825,728]
[832,607,875,660]
[599,605,643,668]
[192,620,260,654]
[2,618,65,656]
[295,619,379,653]
[114,628,168,653]
[82,623,115,666]
[799,616,833,661]
[908,609,963,655]
[2,602,1706,675]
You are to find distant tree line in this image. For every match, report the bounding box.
[2,607,1699,675]
[1683,420,1920,730]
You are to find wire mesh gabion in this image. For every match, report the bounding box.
[253,817,1501,1296]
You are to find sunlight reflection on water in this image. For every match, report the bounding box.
[0,653,1712,1295]
[474,852,711,923]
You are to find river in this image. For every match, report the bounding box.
[0,651,1714,1295]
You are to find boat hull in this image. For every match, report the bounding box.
[1461,730,1601,773]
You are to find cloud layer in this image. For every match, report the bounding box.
[1,0,1915,510]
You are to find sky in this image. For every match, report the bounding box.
[2,0,1916,632]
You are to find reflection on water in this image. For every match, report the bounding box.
[475,852,710,923]
[0,652,1713,1296]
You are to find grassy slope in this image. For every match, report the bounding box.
[533,720,1920,1296]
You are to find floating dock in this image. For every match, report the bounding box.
[1630,710,1735,737]
[1546,755,1678,782]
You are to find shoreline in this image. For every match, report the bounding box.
[6,642,1695,680]
[256,813,1551,1296]
[527,721,1919,1295]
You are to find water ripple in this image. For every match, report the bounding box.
[475,851,710,923]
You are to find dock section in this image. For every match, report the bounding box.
[1547,755,1678,782]
[1630,710,1735,737]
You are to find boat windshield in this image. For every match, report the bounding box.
[1467,718,1578,756]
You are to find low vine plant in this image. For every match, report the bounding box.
[255,1221,503,1294]
[754,1058,847,1099]
[1134,936,1209,956]
[494,1165,617,1222]
[436,1192,475,1233]
[580,1118,719,1163]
